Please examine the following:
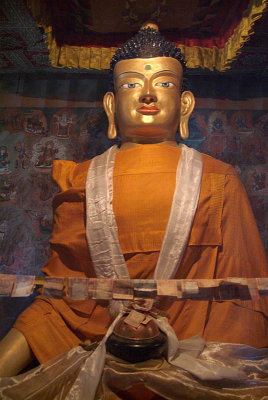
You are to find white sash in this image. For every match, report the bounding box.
[85,144,203,283]
[85,145,128,281]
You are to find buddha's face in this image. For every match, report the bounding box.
[104,56,195,143]
[113,57,182,143]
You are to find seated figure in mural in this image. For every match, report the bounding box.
[0,24,267,383]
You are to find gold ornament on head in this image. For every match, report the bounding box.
[140,21,159,31]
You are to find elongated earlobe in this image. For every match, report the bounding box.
[107,120,117,140]
[180,91,195,140]
[103,92,117,139]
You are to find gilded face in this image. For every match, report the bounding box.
[113,57,183,143]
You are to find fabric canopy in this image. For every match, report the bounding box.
[27,0,268,71]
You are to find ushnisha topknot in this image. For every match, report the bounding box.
[109,25,187,92]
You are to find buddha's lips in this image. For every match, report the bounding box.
[137,106,159,115]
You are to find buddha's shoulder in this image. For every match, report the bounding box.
[52,158,91,171]
[201,153,236,176]
[72,159,92,177]
[52,158,92,189]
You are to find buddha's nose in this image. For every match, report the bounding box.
[139,93,157,104]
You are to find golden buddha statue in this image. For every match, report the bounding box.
[0,24,267,394]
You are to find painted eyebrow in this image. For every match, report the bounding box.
[152,69,178,78]
[117,71,145,78]
[117,69,178,79]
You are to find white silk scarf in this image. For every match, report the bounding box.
[85,144,203,284]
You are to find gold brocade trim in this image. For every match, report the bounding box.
[42,0,267,71]
[45,26,117,70]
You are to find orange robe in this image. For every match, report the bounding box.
[14,144,268,364]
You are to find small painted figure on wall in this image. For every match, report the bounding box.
[14,141,31,169]
[35,140,58,168]
[23,110,47,136]
[51,109,77,139]
[0,146,10,174]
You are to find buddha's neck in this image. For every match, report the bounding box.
[120,140,179,151]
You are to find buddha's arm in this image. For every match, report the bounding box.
[0,328,34,377]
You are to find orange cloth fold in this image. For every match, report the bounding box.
[14,145,268,364]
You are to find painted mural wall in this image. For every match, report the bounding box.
[0,72,267,340]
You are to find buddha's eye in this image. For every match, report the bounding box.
[121,83,142,89]
[155,82,174,88]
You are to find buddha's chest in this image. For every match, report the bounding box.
[113,171,176,232]
[112,171,176,253]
